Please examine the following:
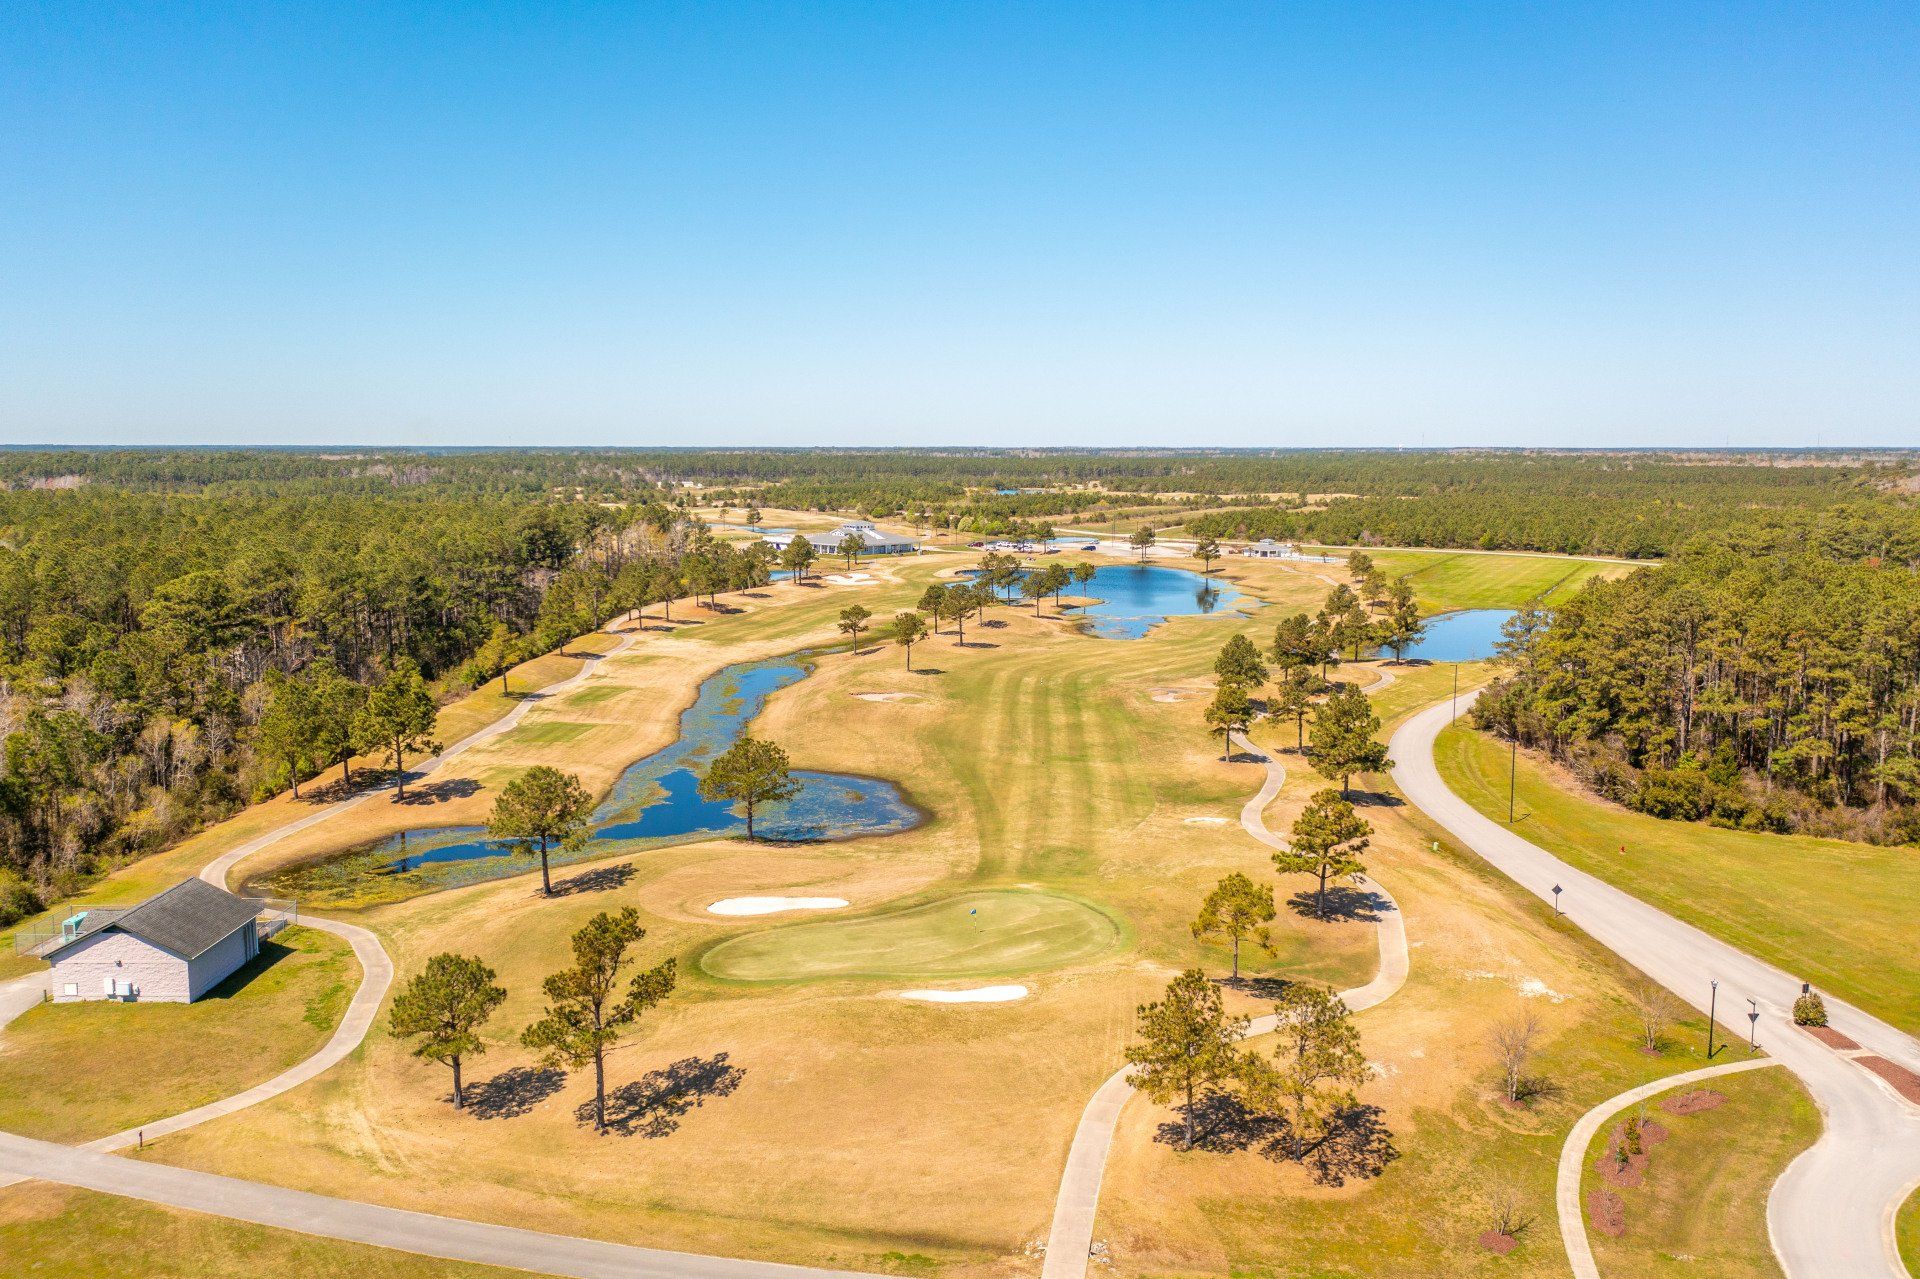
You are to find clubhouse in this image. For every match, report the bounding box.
[760,520,918,556]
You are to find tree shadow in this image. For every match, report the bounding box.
[1219,974,1296,1000]
[1283,885,1388,923]
[912,667,947,676]
[1155,1090,1284,1152]
[954,641,1000,649]
[466,1066,567,1119]
[1275,1104,1399,1186]
[583,1053,747,1137]
[1346,788,1404,809]
[549,862,634,895]
[395,777,483,806]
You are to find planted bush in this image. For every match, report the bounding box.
[1793,990,1829,1027]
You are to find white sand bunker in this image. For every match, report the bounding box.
[1150,688,1206,703]
[851,692,918,702]
[707,896,849,916]
[897,985,1029,1004]
[824,572,877,585]
[1184,816,1231,825]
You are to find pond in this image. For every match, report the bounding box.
[249,653,921,907]
[1394,608,1517,663]
[965,563,1242,640]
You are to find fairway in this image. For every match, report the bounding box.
[511,720,598,743]
[698,889,1124,981]
[1313,548,1638,610]
[1438,721,1920,1034]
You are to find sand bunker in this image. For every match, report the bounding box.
[1150,688,1206,703]
[852,692,918,702]
[1184,816,1231,825]
[823,572,877,585]
[708,897,850,917]
[897,985,1030,1004]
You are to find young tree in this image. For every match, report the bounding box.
[1191,872,1276,980]
[780,537,816,584]
[1123,968,1249,1150]
[1309,683,1391,796]
[1204,682,1255,761]
[1215,633,1269,691]
[918,583,949,633]
[1345,550,1375,579]
[1038,561,1074,610]
[892,610,928,670]
[257,669,318,798]
[489,765,596,896]
[744,506,762,530]
[697,735,801,838]
[1319,584,1372,661]
[521,908,677,1133]
[1270,612,1321,674]
[1380,578,1426,662]
[1278,788,1371,918]
[1194,536,1221,578]
[1242,983,1371,1160]
[1491,1007,1543,1104]
[465,620,517,693]
[355,658,440,801]
[389,953,507,1109]
[1071,561,1097,600]
[837,603,873,650]
[1129,526,1157,560]
[1629,981,1678,1053]
[837,531,865,569]
[938,588,974,644]
[1019,569,1048,613]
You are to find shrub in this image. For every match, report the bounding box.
[0,870,44,929]
[1792,990,1829,1027]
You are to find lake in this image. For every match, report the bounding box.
[965,562,1242,640]
[1394,608,1516,663]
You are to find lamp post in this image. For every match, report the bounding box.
[1748,998,1760,1052]
[1707,980,1720,1059]
[1452,663,1459,721]
[1508,737,1517,823]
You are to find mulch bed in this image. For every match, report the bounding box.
[1804,1025,1861,1051]
[1478,1230,1519,1255]
[1659,1089,1727,1116]
[1597,1117,1669,1188]
[1587,1189,1626,1238]
[1858,1056,1920,1105]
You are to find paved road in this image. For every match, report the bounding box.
[0,1129,870,1279]
[1039,734,1410,1279]
[1392,693,1920,1279]
[1556,1059,1779,1279]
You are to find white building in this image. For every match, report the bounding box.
[761,520,918,556]
[40,879,264,1004]
[1241,539,1296,558]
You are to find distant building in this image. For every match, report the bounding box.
[1241,539,1295,558]
[761,520,918,556]
[40,879,265,1004]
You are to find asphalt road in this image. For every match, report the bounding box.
[1391,692,1920,1279]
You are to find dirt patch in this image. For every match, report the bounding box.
[1658,1089,1726,1116]
[1477,1230,1519,1255]
[1857,1056,1920,1104]
[1149,687,1207,703]
[1804,1024,1861,1051]
[851,692,919,703]
[1587,1189,1626,1238]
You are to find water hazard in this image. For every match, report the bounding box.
[966,563,1242,640]
[1393,608,1517,663]
[251,653,921,906]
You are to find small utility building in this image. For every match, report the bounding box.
[42,879,264,1004]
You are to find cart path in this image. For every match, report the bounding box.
[1392,692,1920,1279]
[1039,732,1409,1279]
[1557,1059,1779,1279]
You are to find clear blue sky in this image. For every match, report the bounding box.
[3,2,1916,447]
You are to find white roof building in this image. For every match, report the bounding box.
[1241,539,1295,558]
[761,520,917,556]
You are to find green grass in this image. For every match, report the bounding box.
[698,889,1124,982]
[511,720,598,743]
[566,685,626,706]
[1898,1184,1920,1277]
[0,925,355,1141]
[0,1183,523,1279]
[1583,1067,1819,1279]
[1316,548,1636,611]
[1438,722,1920,1035]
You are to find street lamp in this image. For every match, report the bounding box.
[1707,980,1720,1059]
[1508,737,1518,823]
[1452,663,1459,720]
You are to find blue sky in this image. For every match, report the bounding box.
[2,2,1916,447]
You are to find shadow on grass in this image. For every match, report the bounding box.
[548,863,635,896]
[581,1053,746,1137]
[467,1066,566,1119]
[395,777,483,806]
[1284,884,1390,923]
[1157,1092,1398,1186]
[201,940,298,999]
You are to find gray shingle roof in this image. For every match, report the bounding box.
[47,879,261,962]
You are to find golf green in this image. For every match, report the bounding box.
[699,889,1123,982]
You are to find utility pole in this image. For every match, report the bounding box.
[1508,738,1517,823]
[1452,663,1459,720]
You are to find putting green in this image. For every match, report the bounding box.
[699,889,1123,982]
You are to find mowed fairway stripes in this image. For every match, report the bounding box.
[697,889,1122,982]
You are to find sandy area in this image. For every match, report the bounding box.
[707,896,850,917]
[896,985,1030,1004]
